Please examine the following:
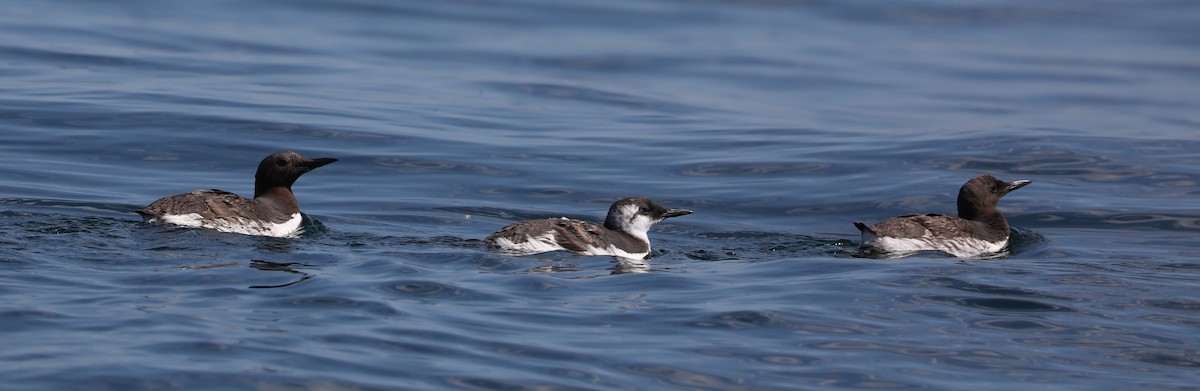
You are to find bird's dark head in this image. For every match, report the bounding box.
[254,151,337,198]
[957,175,1031,220]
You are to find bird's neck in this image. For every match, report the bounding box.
[254,186,299,211]
[964,208,1009,232]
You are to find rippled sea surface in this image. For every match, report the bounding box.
[3,1,1199,389]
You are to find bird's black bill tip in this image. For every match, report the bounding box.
[662,208,693,219]
[303,157,338,170]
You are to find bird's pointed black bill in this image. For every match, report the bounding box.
[302,157,338,170]
[662,209,693,219]
[1002,179,1032,195]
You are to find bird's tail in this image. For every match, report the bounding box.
[135,209,155,221]
[853,222,877,242]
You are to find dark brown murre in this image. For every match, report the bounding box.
[484,196,692,259]
[137,151,337,237]
[854,175,1031,258]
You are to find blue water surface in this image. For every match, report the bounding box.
[2,0,1199,389]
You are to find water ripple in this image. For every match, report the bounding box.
[915,296,1075,312]
[678,162,831,177]
[483,82,706,114]
[371,156,518,176]
[3,0,1200,389]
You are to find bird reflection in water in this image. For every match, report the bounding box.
[612,256,649,274]
[522,256,651,277]
[249,260,312,289]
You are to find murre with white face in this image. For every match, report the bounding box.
[485,196,693,259]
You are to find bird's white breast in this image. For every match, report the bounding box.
[865,234,1007,258]
[581,244,648,259]
[158,212,304,238]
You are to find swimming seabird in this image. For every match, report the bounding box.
[137,151,336,237]
[485,196,692,259]
[854,175,1031,257]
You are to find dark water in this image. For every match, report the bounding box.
[3,0,1199,389]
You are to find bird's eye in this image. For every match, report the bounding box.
[640,207,650,213]
[276,159,288,167]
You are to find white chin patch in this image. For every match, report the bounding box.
[613,205,656,242]
[158,213,304,238]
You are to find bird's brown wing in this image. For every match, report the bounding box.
[485,218,560,245]
[870,213,979,238]
[548,219,608,253]
[484,218,609,252]
[139,189,260,221]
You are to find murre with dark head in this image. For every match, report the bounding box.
[485,196,692,259]
[854,175,1031,258]
[137,151,337,238]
